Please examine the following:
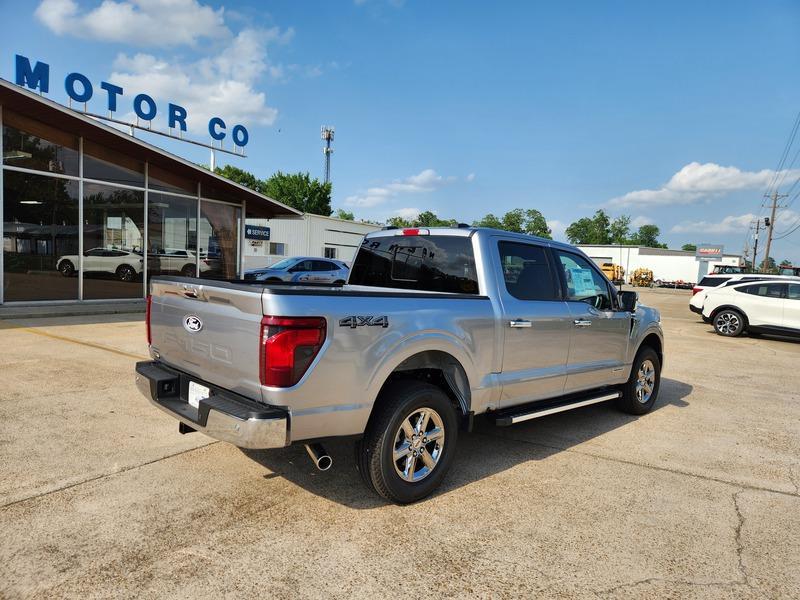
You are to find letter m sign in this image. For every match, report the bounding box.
[15,55,50,94]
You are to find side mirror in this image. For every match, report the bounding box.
[619,290,638,312]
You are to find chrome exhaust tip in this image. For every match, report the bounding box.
[304,443,333,471]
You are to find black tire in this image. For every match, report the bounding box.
[333,280,345,285]
[58,260,75,277]
[616,346,661,415]
[265,277,282,283]
[116,264,136,282]
[713,308,745,337]
[180,264,196,277]
[356,380,459,504]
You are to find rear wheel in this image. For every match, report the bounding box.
[116,264,136,282]
[180,264,196,277]
[617,346,661,415]
[713,309,745,337]
[356,380,458,504]
[58,260,75,277]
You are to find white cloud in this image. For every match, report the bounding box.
[344,169,454,208]
[671,209,800,235]
[107,26,290,132]
[670,213,757,234]
[609,162,800,208]
[35,0,229,47]
[466,172,476,182]
[394,207,421,219]
[547,219,566,240]
[631,215,654,228]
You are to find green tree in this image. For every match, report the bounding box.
[681,243,697,252]
[565,210,612,244]
[628,224,667,248]
[473,209,552,238]
[387,216,413,227]
[415,210,457,227]
[214,165,262,192]
[779,259,792,267]
[262,171,332,216]
[759,256,777,273]
[334,209,354,220]
[609,215,631,244]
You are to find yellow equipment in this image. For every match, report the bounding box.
[630,267,653,287]
[601,262,625,284]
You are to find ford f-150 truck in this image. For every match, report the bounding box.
[136,227,664,503]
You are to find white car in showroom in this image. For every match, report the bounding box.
[57,248,144,282]
[701,280,800,338]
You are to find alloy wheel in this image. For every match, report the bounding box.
[715,312,740,335]
[635,359,656,404]
[392,407,445,482]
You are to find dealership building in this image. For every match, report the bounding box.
[577,244,743,284]
[0,78,310,305]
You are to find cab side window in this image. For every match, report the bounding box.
[555,250,613,310]
[498,242,558,300]
[788,284,800,300]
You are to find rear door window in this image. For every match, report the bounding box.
[497,241,558,301]
[742,283,786,298]
[349,235,479,294]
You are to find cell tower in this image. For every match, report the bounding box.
[321,126,335,184]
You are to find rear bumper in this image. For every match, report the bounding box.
[689,304,703,315]
[135,361,289,449]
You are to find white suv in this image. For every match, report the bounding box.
[689,274,800,320]
[702,280,800,338]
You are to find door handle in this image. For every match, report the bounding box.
[509,320,532,328]
[573,319,592,328]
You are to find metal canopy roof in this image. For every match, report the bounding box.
[0,79,302,219]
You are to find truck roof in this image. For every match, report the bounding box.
[366,226,577,251]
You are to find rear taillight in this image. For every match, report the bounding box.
[145,295,152,345]
[401,228,429,236]
[260,316,326,387]
[692,287,701,296]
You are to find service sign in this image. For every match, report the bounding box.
[13,54,249,150]
[695,244,724,261]
[245,225,271,240]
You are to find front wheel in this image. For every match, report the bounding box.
[356,380,459,504]
[713,309,745,337]
[617,346,661,415]
[116,264,136,282]
[58,260,75,277]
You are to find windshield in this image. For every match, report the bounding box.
[269,258,296,270]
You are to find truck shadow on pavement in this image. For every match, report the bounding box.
[241,377,692,509]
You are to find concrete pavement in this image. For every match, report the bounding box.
[1,289,798,598]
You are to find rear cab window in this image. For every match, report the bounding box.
[349,234,479,294]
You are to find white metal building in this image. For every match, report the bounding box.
[577,245,743,284]
[243,214,380,270]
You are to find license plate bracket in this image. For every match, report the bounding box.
[188,381,211,409]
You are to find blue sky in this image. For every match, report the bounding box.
[2,0,800,262]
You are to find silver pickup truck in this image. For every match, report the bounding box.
[136,226,664,503]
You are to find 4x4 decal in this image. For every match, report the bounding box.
[339,315,389,328]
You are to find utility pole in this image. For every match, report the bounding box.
[751,219,761,273]
[321,126,335,184]
[761,191,788,272]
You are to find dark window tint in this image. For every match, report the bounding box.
[742,283,786,298]
[555,250,613,310]
[788,284,800,300]
[349,235,479,294]
[498,242,557,301]
[313,260,337,271]
[699,276,731,286]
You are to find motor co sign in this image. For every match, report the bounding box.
[13,54,249,150]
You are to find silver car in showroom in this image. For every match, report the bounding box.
[244,256,349,284]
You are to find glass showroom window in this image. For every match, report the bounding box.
[147,192,198,285]
[199,200,241,280]
[82,182,145,299]
[2,109,79,176]
[2,170,79,301]
[83,139,145,188]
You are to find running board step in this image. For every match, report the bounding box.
[492,391,621,427]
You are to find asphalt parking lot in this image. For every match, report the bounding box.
[1,288,798,599]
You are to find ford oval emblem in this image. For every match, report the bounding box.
[184,315,203,333]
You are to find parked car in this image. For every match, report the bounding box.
[152,248,210,277]
[244,257,349,284]
[701,280,800,338]
[690,273,800,320]
[136,227,664,503]
[57,248,143,282]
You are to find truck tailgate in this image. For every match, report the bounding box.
[149,279,264,400]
